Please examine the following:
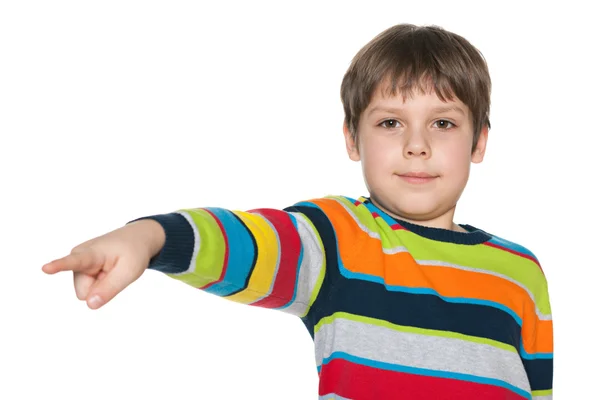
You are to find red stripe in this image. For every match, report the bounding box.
[246,209,302,309]
[319,358,526,400]
[198,209,230,290]
[484,242,543,272]
[371,211,403,230]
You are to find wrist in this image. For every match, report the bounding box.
[128,213,195,273]
[129,219,166,260]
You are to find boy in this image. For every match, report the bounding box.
[42,23,553,399]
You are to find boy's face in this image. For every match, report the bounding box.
[343,87,488,228]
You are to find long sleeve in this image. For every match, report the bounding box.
[522,269,554,399]
[130,203,330,318]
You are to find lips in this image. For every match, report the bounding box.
[397,172,438,184]
[400,172,436,178]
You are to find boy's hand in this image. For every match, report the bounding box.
[41,219,166,310]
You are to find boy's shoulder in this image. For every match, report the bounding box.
[289,195,548,279]
[286,195,384,232]
[475,227,549,287]
[287,194,360,209]
[287,194,375,218]
[284,195,367,224]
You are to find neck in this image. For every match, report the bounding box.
[370,198,462,232]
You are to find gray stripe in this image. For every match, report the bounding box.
[282,212,325,317]
[383,245,408,254]
[314,317,531,393]
[417,259,551,320]
[319,394,352,400]
[533,395,552,400]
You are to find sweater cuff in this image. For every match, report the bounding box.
[127,213,195,274]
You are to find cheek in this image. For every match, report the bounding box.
[361,137,400,164]
[358,139,399,188]
[437,142,472,177]
[362,142,399,176]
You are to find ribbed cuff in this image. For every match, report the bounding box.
[127,213,195,274]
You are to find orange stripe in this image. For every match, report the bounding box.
[525,319,553,354]
[311,198,553,355]
[309,198,368,263]
[358,237,552,353]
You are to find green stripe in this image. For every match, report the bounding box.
[315,312,517,354]
[167,209,226,287]
[334,196,551,315]
[396,230,551,314]
[532,389,552,396]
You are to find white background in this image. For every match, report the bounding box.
[1,1,598,398]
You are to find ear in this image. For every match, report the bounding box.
[343,122,361,162]
[471,125,489,163]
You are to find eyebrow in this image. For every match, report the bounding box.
[367,105,466,117]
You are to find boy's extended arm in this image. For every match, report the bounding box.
[129,201,337,318]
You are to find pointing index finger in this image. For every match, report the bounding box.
[42,251,101,275]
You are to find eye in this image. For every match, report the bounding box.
[434,119,455,129]
[379,119,400,129]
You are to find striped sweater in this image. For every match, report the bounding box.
[136,195,553,399]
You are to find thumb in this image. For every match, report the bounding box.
[85,258,145,310]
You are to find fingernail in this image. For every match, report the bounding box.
[88,295,103,309]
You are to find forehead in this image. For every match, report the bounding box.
[365,79,469,113]
[365,73,470,108]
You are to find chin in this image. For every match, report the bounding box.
[392,206,442,221]
[368,181,463,226]
[378,198,434,219]
[370,190,453,220]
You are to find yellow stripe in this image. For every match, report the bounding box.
[224,211,279,304]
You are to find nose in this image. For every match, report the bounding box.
[403,129,431,159]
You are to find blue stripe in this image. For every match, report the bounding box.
[347,200,523,326]
[519,341,553,360]
[363,200,537,263]
[202,208,256,297]
[362,201,401,228]
[319,351,532,399]
[487,235,537,261]
[275,213,305,311]
[338,265,523,327]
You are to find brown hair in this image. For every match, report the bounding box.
[341,24,491,151]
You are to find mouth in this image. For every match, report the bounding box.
[397,172,438,184]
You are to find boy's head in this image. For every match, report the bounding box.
[341,24,491,228]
